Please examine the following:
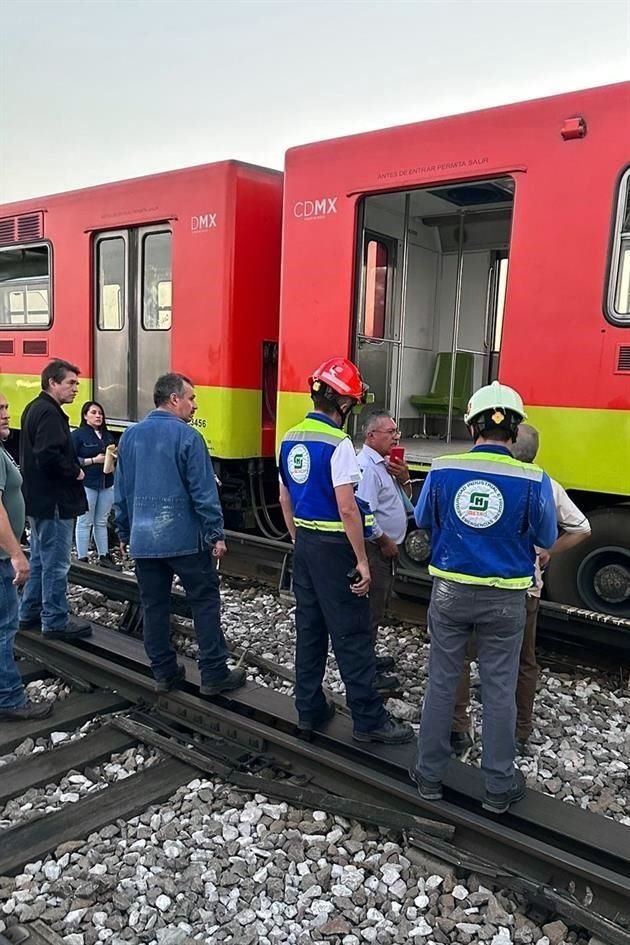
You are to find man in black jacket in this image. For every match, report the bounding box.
[19,360,92,640]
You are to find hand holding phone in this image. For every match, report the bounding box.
[389,446,405,464]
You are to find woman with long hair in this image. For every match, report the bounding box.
[71,401,119,569]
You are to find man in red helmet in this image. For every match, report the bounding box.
[278,357,413,745]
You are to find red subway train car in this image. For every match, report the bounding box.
[0,161,283,525]
[277,82,630,614]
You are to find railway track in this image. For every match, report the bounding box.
[7,624,630,945]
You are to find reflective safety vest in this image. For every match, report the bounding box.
[415,445,558,590]
[279,413,375,537]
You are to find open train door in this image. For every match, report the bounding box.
[92,227,172,424]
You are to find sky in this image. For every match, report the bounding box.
[1,0,629,204]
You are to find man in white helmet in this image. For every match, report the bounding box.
[409,381,557,814]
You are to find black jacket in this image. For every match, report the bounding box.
[20,392,88,519]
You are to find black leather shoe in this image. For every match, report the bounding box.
[450,730,473,756]
[0,700,53,722]
[353,717,414,744]
[408,766,443,801]
[297,701,336,736]
[483,769,527,814]
[375,673,401,691]
[375,655,396,672]
[43,621,92,642]
[19,619,41,632]
[156,664,186,693]
[99,555,122,571]
[200,667,246,696]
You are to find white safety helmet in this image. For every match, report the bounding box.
[464,380,526,440]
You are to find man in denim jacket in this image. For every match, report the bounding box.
[114,373,245,696]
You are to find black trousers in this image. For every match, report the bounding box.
[292,530,387,733]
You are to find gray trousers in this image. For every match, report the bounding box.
[415,578,526,793]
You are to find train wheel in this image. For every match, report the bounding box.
[398,527,431,572]
[544,507,630,617]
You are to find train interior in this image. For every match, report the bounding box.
[352,177,514,465]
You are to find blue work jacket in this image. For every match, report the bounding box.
[114,410,224,558]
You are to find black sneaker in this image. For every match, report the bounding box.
[156,664,186,693]
[99,555,122,571]
[297,701,336,737]
[76,558,89,564]
[353,716,414,744]
[375,672,401,691]
[408,766,443,801]
[450,730,473,756]
[19,619,41,632]
[375,655,395,672]
[483,768,527,814]
[0,700,53,722]
[200,667,247,697]
[43,620,92,642]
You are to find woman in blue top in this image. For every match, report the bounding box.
[71,401,119,569]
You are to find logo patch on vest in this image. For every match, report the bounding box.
[454,479,504,528]
[287,444,311,484]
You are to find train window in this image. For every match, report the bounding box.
[607,168,630,323]
[364,239,388,339]
[142,231,172,330]
[97,237,126,330]
[0,244,51,328]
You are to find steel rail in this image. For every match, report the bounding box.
[15,625,630,940]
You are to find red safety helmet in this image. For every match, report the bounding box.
[309,357,369,403]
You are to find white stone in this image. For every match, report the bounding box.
[453,884,469,900]
[65,909,88,925]
[343,938,360,945]
[92,912,108,928]
[253,866,268,883]
[50,731,70,746]
[367,908,384,922]
[389,878,407,899]
[43,862,61,882]
[89,863,107,876]
[156,895,171,911]
[63,935,85,945]
[380,865,402,887]
[163,840,184,859]
[414,894,429,909]
[425,874,443,890]
[361,930,377,943]
[237,908,256,925]
[312,810,327,821]
[222,825,239,841]
[2,901,15,916]
[492,930,513,945]
[309,899,334,915]
[409,919,433,937]
[457,924,482,934]
[331,884,353,898]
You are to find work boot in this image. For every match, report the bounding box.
[408,767,443,801]
[200,667,246,697]
[297,701,336,738]
[375,673,401,691]
[156,664,186,693]
[483,768,527,814]
[353,716,414,744]
[99,554,122,571]
[76,557,89,564]
[19,619,41,632]
[450,730,473,756]
[42,619,92,641]
[375,655,396,672]
[0,700,53,722]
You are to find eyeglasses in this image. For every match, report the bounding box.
[370,427,400,436]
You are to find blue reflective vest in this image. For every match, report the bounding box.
[279,413,374,537]
[414,445,557,589]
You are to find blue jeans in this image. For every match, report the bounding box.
[415,578,526,793]
[19,514,74,632]
[75,487,114,558]
[0,559,25,709]
[134,551,229,684]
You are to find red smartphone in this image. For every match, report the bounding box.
[389,446,405,463]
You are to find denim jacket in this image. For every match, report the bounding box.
[114,410,224,558]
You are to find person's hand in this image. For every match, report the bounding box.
[379,536,399,560]
[119,541,128,558]
[351,559,371,596]
[76,468,85,481]
[386,457,410,485]
[11,550,30,586]
[212,540,227,560]
[538,549,551,570]
[92,453,106,465]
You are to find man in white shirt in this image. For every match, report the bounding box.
[451,423,591,754]
[356,410,412,685]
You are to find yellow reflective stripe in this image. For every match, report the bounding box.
[294,518,345,532]
[429,565,532,590]
[365,513,375,526]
